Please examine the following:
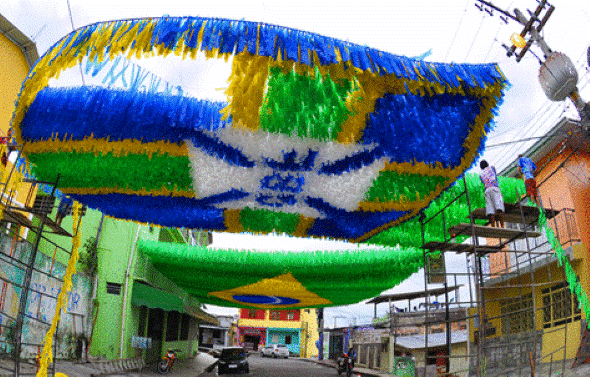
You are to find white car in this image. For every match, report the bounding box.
[261,344,290,358]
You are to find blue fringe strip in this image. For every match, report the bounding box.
[42,16,507,89]
[68,192,411,240]
[22,86,488,173]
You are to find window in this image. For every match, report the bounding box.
[179,313,190,340]
[270,310,280,320]
[500,294,534,334]
[287,311,295,320]
[271,334,279,343]
[106,282,122,295]
[166,311,181,341]
[285,335,292,345]
[248,309,258,319]
[542,282,581,328]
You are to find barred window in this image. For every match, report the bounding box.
[500,294,534,334]
[270,310,280,320]
[542,282,581,328]
[248,309,258,319]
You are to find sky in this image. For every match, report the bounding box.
[2,0,590,325]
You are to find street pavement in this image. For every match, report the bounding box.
[198,353,339,377]
[49,353,590,377]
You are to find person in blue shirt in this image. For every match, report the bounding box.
[518,154,539,206]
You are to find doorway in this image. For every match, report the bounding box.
[145,308,164,363]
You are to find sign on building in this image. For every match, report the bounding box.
[426,253,445,284]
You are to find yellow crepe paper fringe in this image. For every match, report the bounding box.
[24,137,189,158]
[37,202,82,377]
[60,185,195,198]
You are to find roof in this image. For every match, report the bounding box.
[0,13,39,69]
[499,117,579,177]
[366,285,462,305]
[394,330,468,350]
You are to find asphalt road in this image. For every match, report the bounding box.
[200,353,340,377]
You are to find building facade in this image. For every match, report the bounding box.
[480,117,590,363]
[237,308,319,358]
[199,314,237,349]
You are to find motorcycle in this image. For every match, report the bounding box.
[337,352,355,377]
[157,349,177,374]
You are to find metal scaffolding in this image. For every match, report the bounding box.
[0,143,78,377]
[420,177,578,376]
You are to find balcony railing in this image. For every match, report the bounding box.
[487,208,580,278]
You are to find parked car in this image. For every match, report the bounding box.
[217,347,249,374]
[261,344,290,358]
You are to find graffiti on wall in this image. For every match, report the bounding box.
[0,234,92,358]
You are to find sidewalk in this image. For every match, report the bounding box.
[54,352,217,377]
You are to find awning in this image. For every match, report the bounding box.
[131,282,218,325]
[131,282,184,312]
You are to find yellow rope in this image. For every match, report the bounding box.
[37,201,82,377]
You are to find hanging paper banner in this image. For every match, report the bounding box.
[137,240,424,308]
[12,16,508,242]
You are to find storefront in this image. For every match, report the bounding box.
[238,327,266,351]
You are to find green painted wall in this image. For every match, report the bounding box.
[27,200,209,360]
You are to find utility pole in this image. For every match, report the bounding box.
[476,0,590,130]
[318,308,324,360]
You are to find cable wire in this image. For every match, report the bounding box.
[444,0,471,62]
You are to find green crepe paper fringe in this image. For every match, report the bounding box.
[260,67,354,141]
[240,207,299,235]
[365,171,449,203]
[28,151,193,192]
[366,173,526,248]
[137,239,424,308]
[538,203,590,329]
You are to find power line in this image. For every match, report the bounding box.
[486,135,552,149]
[464,14,486,62]
[66,0,86,86]
[444,0,471,62]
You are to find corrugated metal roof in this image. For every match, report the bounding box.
[394,330,468,350]
[0,13,39,69]
[367,285,463,304]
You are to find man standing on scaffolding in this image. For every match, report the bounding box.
[479,160,505,228]
[518,154,540,206]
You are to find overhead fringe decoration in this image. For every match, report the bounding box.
[137,239,424,308]
[37,201,82,377]
[366,172,526,247]
[12,16,508,242]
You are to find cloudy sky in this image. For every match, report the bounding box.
[2,0,590,324]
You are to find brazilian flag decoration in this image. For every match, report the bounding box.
[13,16,508,243]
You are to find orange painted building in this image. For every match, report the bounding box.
[489,117,590,361]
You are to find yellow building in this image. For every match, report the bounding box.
[237,308,319,358]
[0,14,39,215]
